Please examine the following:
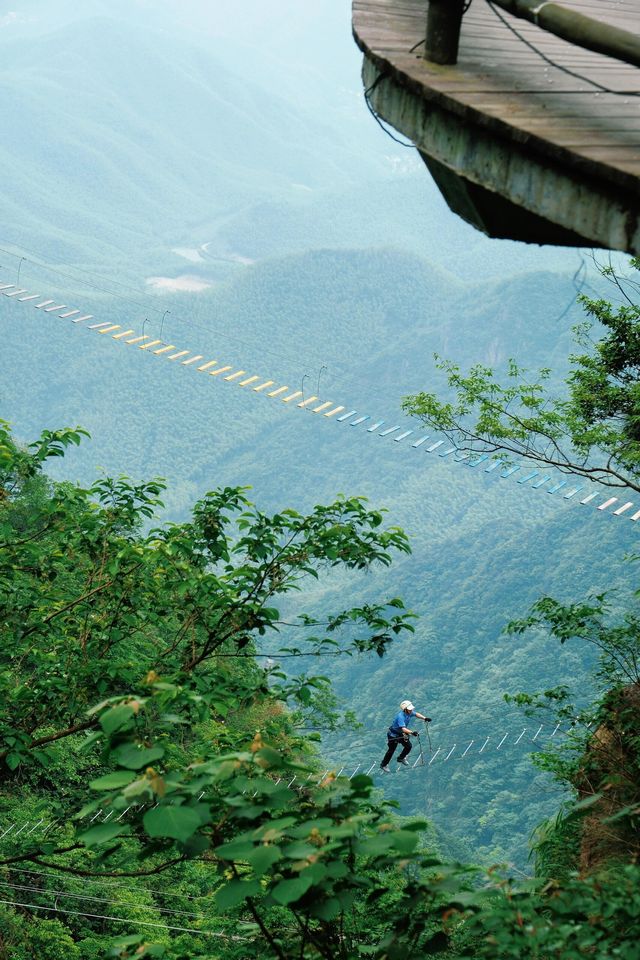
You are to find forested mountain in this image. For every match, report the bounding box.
[0,1,638,956]
[1,238,630,867]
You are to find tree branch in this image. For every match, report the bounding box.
[0,719,98,763]
[19,562,144,640]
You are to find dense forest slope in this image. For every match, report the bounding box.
[0,243,632,866]
[0,0,632,875]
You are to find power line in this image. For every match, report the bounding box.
[2,863,220,904]
[0,877,210,922]
[0,896,236,938]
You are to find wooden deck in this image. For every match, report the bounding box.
[352,0,640,250]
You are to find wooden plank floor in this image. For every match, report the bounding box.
[353,0,640,191]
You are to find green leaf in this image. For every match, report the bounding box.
[388,829,419,854]
[181,834,211,856]
[77,731,103,753]
[214,878,261,910]
[215,839,256,860]
[100,705,135,735]
[5,751,22,771]
[123,777,153,800]
[358,835,394,857]
[143,806,202,843]
[255,746,284,768]
[114,744,165,769]
[79,823,129,847]
[311,897,341,921]
[247,845,281,875]
[90,771,137,790]
[271,873,314,905]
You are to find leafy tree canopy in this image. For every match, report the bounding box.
[1,418,640,959]
[402,259,640,492]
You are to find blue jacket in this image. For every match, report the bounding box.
[388,709,414,738]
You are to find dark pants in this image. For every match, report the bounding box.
[381,734,412,767]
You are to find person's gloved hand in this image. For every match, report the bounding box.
[424,717,432,723]
[412,731,419,737]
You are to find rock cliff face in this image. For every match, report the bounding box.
[577,682,640,874]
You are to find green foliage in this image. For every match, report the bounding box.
[0,907,81,960]
[1,418,455,959]
[459,865,640,959]
[11,418,635,959]
[508,591,640,689]
[0,419,413,786]
[402,259,640,492]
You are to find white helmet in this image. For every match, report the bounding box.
[400,700,414,711]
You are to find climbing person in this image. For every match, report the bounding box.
[380,699,431,773]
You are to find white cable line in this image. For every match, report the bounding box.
[1,864,236,906]
[460,740,474,758]
[442,744,457,761]
[0,896,238,938]
[478,737,490,753]
[428,747,442,765]
[514,729,526,745]
[0,879,211,921]
[496,732,508,750]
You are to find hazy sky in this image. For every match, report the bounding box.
[0,0,352,56]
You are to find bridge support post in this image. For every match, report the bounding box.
[424,0,465,64]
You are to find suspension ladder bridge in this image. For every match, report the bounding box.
[0,711,582,936]
[1,275,638,522]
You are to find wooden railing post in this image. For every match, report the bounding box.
[424,0,465,64]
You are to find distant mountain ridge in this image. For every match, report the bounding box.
[0,14,389,266]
